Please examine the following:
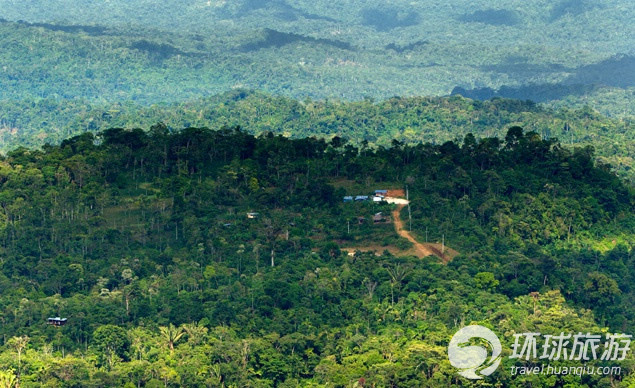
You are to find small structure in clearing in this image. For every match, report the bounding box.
[47,317,67,327]
[342,188,405,205]
[247,212,260,219]
[373,212,387,223]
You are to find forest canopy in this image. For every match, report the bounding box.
[0,125,632,386]
[1,91,633,185]
[0,0,633,385]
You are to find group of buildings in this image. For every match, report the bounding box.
[343,189,389,203]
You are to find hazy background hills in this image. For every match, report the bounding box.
[0,0,632,111]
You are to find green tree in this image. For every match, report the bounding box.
[159,324,185,352]
[92,325,130,369]
[474,272,499,290]
[7,336,28,379]
[0,370,18,388]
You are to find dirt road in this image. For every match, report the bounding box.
[391,203,454,263]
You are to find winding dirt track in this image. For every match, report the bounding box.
[391,203,453,263]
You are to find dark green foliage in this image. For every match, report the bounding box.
[0,124,632,385]
[459,9,520,26]
[361,7,420,31]
[3,91,633,184]
[569,55,635,88]
[241,28,353,51]
[129,40,186,61]
[15,19,110,36]
[0,1,632,383]
[550,0,600,21]
[92,325,131,367]
[384,40,428,53]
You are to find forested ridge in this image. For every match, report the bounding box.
[0,125,632,386]
[1,90,634,185]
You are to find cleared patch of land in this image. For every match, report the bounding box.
[337,184,459,262]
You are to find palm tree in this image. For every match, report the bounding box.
[385,264,411,306]
[0,370,18,388]
[159,324,185,351]
[182,322,208,345]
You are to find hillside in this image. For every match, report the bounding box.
[0,1,634,385]
[0,125,632,386]
[2,91,633,185]
[0,0,633,114]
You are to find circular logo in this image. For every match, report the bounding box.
[448,325,502,379]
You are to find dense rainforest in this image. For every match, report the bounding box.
[0,0,633,115]
[0,1,633,386]
[1,91,633,185]
[0,125,632,387]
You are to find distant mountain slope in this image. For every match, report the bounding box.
[0,1,633,115]
[1,0,632,53]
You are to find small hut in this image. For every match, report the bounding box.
[47,317,67,327]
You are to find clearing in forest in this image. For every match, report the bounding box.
[390,203,458,263]
[340,189,459,262]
